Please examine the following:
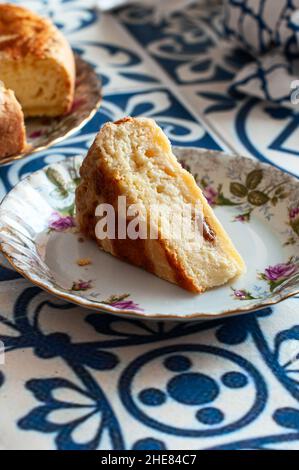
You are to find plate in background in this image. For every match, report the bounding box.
[0,55,102,166]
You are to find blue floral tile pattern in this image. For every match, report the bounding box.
[0,0,299,450]
[117,0,299,177]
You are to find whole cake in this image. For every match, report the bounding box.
[0,81,26,159]
[0,3,75,117]
[76,117,245,293]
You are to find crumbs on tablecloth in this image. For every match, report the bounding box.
[77,258,92,267]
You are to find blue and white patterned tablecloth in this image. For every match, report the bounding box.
[0,0,299,450]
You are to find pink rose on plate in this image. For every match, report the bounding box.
[233,289,248,299]
[111,300,143,311]
[203,186,218,206]
[49,212,76,232]
[264,262,298,282]
[69,98,86,114]
[71,280,92,292]
[289,207,299,237]
[289,207,299,220]
[29,130,43,139]
[234,212,251,223]
[232,289,255,300]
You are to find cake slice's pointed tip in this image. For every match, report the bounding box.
[114,116,135,125]
[76,116,246,294]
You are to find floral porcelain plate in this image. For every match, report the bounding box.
[0,148,298,320]
[0,55,102,166]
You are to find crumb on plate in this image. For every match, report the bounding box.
[77,258,92,267]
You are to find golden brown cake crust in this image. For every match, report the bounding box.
[0,4,67,60]
[0,4,75,116]
[0,82,26,159]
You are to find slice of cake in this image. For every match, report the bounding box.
[75,117,245,293]
[0,4,75,117]
[0,81,26,159]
